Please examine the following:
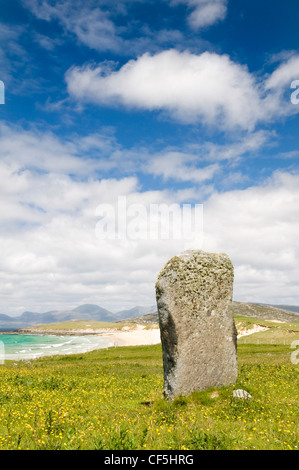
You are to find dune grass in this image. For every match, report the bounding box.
[0,327,298,450]
[235,315,299,345]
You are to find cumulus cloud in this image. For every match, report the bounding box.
[66,50,299,130]
[0,124,203,314]
[1,124,299,315]
[0,171,201,315]
[202,171,299,304]
[2,164,299,314]
[66,49,264,130]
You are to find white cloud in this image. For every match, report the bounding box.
[66,50,299,131]
[202,171,299,304]
[23,0,122,52]
[147,151,220,183]
[2,164,299,314]
[189,130,272,163]
[66,49,264,130]
[172,0,228,29]
[33,32,62,50]
[263,54,299,118]
[0,123,119,176]
[265,55,299,90]
[0,173,201,315]
[1,123,299,315]
[23,0,190,54]
[66,7,120,52]
[0,124,204,314]
[0,22,28,87]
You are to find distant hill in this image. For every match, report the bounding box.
[116,305,157,319]
[231,302,299,323]
[0,301,298,331]
[118,301,299,324]
[52,305,117,322]
[72,304,112,316]
[117,313,159,324]
[258,304,299,314]
[0,304,157,330]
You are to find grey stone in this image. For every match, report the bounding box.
[155,249,238,399]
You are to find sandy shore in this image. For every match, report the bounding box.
[102,327,161,347]
[108,323,270,344]
[237,324,270,338]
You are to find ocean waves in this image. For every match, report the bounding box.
[0,334,113,361]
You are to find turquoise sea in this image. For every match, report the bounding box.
[0,334,113,361]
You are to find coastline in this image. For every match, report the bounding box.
[0,325,161,362]
[1,319,273,362]
[1,324,162,348]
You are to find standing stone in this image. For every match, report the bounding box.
[155,250,238,399]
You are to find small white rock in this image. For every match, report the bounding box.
[233,389,252,399]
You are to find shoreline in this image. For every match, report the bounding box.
[0,325,161,361]
[20,324,162,347]
[1,320,273,362]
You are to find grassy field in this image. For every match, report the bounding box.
[0,319,298,450]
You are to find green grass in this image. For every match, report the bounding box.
[21,319,158,331]
[0,332,298,450]
[22,320,146,331]
[235,315,299,345]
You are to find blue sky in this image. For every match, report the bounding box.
[0,0,299,315]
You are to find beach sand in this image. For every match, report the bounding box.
[101,326,161,347]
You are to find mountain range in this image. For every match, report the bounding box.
[0,304,157,330]
[0,302,298,331]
